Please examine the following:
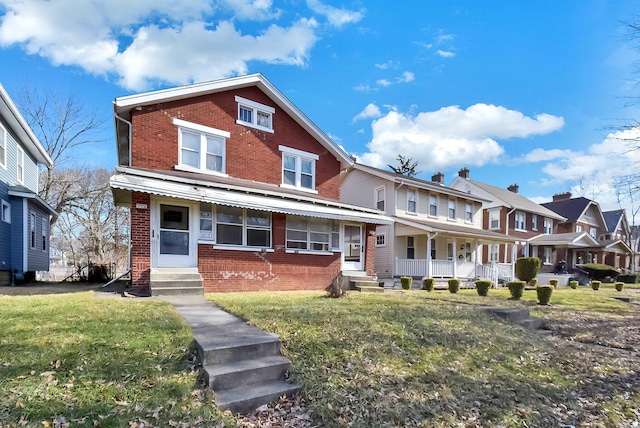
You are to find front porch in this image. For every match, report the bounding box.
[395,258,514,284]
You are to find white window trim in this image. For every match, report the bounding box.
[30,212,36,249]
[279,145,318,194]
[213,206,272,249]
[465,203,473,223]
[17,145,24,184]
[448,199,456,220]
[407,189,417,214]
[489,208,500,230]
[174,118,229,177]
[285,216,340,253]
[235,96,275,133]
[544,218,552,234]
[531,215,538,231]
[375,232,386,247]
[514,211,526,231]
[0,122,6,169]
[543,247,552,265]
[375,186,385,211]
[41,217,47,252]
[429,194,438,217]
[1,200,10,223]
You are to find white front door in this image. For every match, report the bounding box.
[152,200,198,268]
[342,224,363,271]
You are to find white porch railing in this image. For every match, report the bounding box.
[396,258,514,284]
[396,258,430,277]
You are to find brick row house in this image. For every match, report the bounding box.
[110,74,391,295]
[341,164,517,285]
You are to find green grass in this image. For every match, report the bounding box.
[208,290,640,427]
[0,293,234,428]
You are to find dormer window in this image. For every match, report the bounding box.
[279,146,318,192]
[173,118,229,176]
[235,96,275,132]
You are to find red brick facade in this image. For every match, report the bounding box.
[130,192,151,292]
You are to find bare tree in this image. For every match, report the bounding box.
[388,154,420,177]
[15,85,107,220]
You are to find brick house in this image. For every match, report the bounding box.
[110,74,390,295]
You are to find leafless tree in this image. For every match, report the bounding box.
[388,154,420,177]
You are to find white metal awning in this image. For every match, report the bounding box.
[110,173,393,225]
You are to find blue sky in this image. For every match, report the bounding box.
[1,0,640,215]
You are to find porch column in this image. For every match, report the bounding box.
[426,236,432,278]
[474,239,479,279]
[511,243,517,280]
[452,238,458,278]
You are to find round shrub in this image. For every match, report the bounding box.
[507,281,525,300]
[549,279,559,289]
[615,282,624,292]
[529,277,538,287]
[448,278,460,294]
[400,276,413,290]
[515,257,541,283]
[422,277,435,292]
[569,280,578,289]
[591,280,601,291]
[536,285,553,305]
[475,280,492,296]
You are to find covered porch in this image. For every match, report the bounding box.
[392,217,517,285]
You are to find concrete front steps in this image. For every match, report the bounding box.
[342,271,380,290]
[478,306,548,332]
[150,268,204,296]
[190,308,299,413]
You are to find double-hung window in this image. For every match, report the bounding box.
[531,215,538,231]
[375,186,385,211]
[30,212,36,249]
[489,244,499,262]
[429,194,437,216]
[214,205,271,248]
[235,96,275,132]
[543,247,552,265]
[407,189,416,213]
[544,218,552,234]
[42,218,48,251]
[1,200,10,223]
[279,146,318,191]
[0,122,6,168]
[174,119,229,175]
[286,216,339,252]
[465,203,473,222]
[514,212,526,231]
[448,199,456,220]
[489,209,500,229]
[17,146,24,184]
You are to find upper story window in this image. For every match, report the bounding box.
[465,203,473,222]
[590,227,597,238]
[543,218,552,234]
[407,189,417,213]
[531,215,538,231]
[0,122,6,168]
[375,186,385,211]
[448,199,456,220]
[235,96,275,133]
[576,224,583,233]
[173,118,230,176]
[429,194,437,216]
[514,211,526,231]
[489,209,500,229]
[279,146,318,192]
[16,146,24,184]
[1,200,9,223]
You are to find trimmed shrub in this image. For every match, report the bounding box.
[536,285,553,305]
[529,277,538,287]
[580,263,620,281]
[549,278,559,289]
[448,278,460,294]
[615,282,624,292]
[515,257,541,283]
[507,281,525,300]
[591,280,601,291]
[400,276,413,290]
[617,274,640,284]
[475,280,492,296]
[422,277,435,292]
[569,280,578,289]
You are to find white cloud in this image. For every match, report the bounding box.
[516,148,574,163]
[352,103,382,123]
[375,60,396,69]
[0,0,348,90]
[358,104,564,172]
[376,78,392,87]
[353,84,376,92]
[306,0,364,28]
[397,71,414,83]
[436,50,455,58]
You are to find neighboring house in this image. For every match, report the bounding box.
[450,168,566,273]
[541,192,633,272]
[110,74,391,295]
[0,84,57,285]
[341,164,517,284]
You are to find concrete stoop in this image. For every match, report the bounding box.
[150,268,204,296]
[478,306,547,332]
[163,296,299,414]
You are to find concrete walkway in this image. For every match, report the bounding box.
[155,295,299,413]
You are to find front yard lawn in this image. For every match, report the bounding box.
[209,290,640,427]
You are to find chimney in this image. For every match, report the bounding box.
[507,184,519,194]
[458,167,470,179]
[431,172,445,185]
[552,192,572,202]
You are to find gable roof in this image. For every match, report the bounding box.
[351,163,489,204]
[528,231,599,248]
[541,196,607,227]
[113,73,353,168]
[602,209,625,233]
[454,177,565,220]
[0,83,53,167]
